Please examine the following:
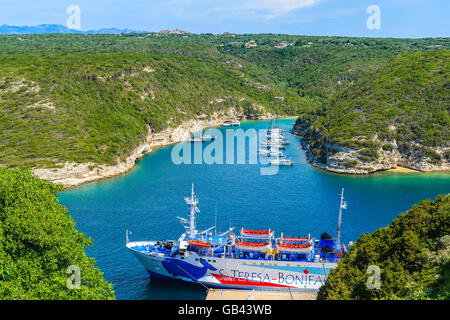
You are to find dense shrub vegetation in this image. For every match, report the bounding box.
[318,194,450,300]
[0,53,301,168]
[0,33,448,169]
[0,167,114,299]
[294,51,449,164]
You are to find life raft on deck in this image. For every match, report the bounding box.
[240,229,274,240]
[235,241,271,252]
[276,237,313,253]
[187,240,211,248]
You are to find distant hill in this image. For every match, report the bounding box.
[0,24,147,34]
[294,50,450,173]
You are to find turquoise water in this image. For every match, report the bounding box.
[59,119,450,300]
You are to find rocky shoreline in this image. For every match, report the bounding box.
[34,108,274,188]
[291,129,450,175]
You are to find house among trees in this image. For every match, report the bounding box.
[245,40,257,48]
[275,41,292,48]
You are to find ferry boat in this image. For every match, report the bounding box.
[126,185,349,291]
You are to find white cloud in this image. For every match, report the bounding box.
[246,0,316,15]
[209,0,318,20]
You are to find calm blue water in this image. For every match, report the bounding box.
[59,119,450,300]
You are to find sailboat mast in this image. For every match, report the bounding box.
[214,206,217,236]
[189,183,197,239]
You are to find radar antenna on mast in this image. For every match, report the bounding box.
[183,183,199,239]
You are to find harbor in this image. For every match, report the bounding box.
[59,119,450,300]
[260,119,293,166]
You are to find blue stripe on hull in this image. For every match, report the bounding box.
[146,269,255,290]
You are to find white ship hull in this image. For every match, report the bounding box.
[125,185,349,293]
[127,241,336,291]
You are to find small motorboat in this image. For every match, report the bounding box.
[187,135,216,142]
[200,135,215,141]
[270,159,293,166]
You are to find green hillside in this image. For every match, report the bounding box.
[0,53,302,169]
[294,50,449,172]
[0,33,448,170]
[318,194,449,300]
[0,167,115,299]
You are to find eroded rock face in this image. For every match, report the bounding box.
[293,128,449,175]
[33,107,274,187]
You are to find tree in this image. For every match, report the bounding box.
[318,194,450,300]
[0,167,115,299]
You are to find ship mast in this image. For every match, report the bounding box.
[179,183,201,239]
[189,183,198,238]
[336,188,347,253]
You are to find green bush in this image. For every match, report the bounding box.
[318,194,450,300]
[0,167,115,299]
[295,51,449,165]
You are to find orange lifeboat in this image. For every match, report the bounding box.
[241,229,271,236]
[187,240,211,248]
[240,229,274,240]
[276,237,313,253]
[235,241,271,251]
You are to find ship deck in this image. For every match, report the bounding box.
[127,235,340,263]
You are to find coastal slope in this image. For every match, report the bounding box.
[1,34,448,184]
[0,54,298,185]
[293,51,449,174]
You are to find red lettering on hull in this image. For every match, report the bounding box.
[210,274,296,288]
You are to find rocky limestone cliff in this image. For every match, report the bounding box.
[292,127,449,175]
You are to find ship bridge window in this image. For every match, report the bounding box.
[195,258,199,261]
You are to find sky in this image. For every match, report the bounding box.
[0,0,449,37]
